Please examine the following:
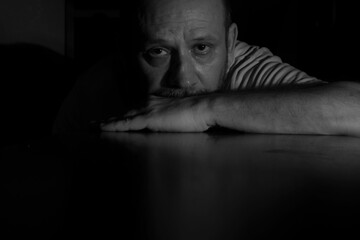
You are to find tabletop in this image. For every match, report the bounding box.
[2,131,360,239]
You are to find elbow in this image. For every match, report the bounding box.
[329,81,360,93]
[326,81,360,136]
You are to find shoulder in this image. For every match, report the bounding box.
[231,41,283,70]
[226,41,325,90]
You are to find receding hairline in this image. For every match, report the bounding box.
[118,0,233,52]
[135,0,232,30]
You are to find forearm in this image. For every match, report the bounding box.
[210,81,360,136]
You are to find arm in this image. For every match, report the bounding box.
[211,81,360,136]
[101,81,360,137]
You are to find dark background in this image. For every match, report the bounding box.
[1,1,360,237]
[72,0,359,81]
[1,0,359,145]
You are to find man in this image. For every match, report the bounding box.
[54,0,360,136]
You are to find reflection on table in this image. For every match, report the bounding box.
[3,132,360,239]
[100,132,360,239]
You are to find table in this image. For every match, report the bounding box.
[2,131,360,239]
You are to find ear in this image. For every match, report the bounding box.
[227,23,238,70]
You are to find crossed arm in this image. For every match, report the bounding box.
[100,81,360,137]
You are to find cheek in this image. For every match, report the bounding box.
[138,56,168,91]
[195,51,227,91]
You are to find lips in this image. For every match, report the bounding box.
[153,88,208,97]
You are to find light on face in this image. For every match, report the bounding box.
[137,0,231,94]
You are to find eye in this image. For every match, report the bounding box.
[193,44,211,55]
[146,47,169,58]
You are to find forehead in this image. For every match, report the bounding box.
[139,0,226,38]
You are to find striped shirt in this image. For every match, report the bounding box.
[226,41,325,90]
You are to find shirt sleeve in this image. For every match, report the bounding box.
[226,41,327,90]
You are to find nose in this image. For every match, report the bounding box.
[164,52,197,89]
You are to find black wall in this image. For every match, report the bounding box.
[72,0,359,82]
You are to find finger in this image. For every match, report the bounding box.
[148,95,167,104]
[100,116,148,132]
[123,110,139,117]
[106,116,120,122]
[149,95,162,101]
[100,122,117,131]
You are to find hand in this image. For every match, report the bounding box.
[100,95,215,132]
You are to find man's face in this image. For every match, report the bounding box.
[137,0,229,97]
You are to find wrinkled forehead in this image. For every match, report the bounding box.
[138,0,226,34]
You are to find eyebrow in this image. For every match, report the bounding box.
[191,35,219,43]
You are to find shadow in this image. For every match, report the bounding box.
[0,43,75,146]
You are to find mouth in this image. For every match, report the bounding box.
[152,88,208,98]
